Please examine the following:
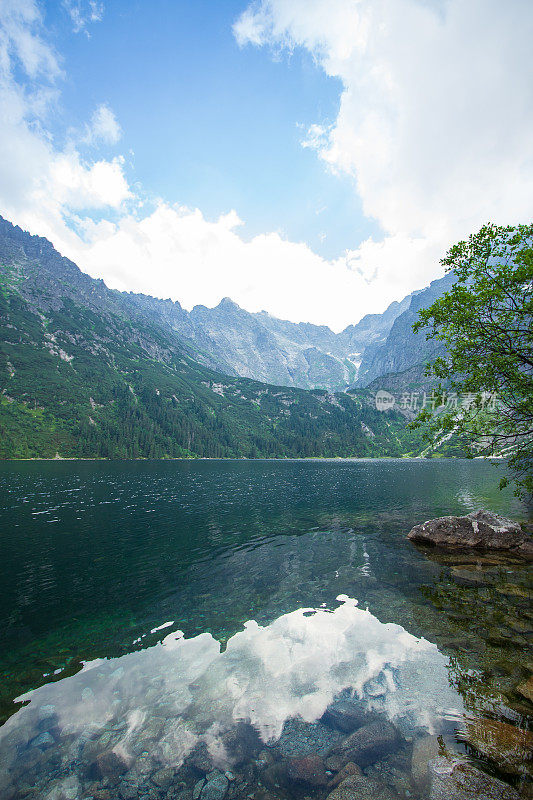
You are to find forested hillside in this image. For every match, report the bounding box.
[0,217,419,459]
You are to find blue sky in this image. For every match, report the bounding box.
[0,1,531,329]
[42,0,377,259]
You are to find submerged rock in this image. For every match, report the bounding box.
[330,719,401,768]
[200,770,229,800]
[275,718,343,758]
[325,773,400,800]
[327,761,362,789]
[407,510,533,559]
[428,756,520,799]
[459,717,533,776]
[516,676,533,703]
[410,734,440,793]
[286,754,329,787]
[91,748,130,780]
[322,697,371,733]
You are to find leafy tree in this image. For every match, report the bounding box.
[413,223,533,497]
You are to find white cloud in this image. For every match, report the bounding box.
[55,203,420,331]
[62,0,104,35]
[235,0,533,290]
[0,1,130,246]
[83,103,122,146]
[4,0,531,333]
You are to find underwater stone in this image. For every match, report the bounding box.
[325,773,399,800]
[92,748,130,780]
[152,766,176,788]
[200,771,229,800]
[410,735,440,793]
[192,778,205,800]
[327,762,362,789]
[275,718,343,758]
[322,698,371,733]
[516,675,533,703]
[331,719,401,768]
[286,754,329,787]
[31,731,55,749]
[188,741,214,774]
[428,756,520,799]
[38,705,56,722]
[219,722,262,765]
[459,717,533,776]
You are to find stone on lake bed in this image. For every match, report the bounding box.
[92,748,130,780]
[31,731,55,749]
[286,754,329,786]
[327,761,362,789]
[410,734,440,793]
[458,717,533,776]
[199,770,229,800]
[516,675,533,703]
[428,756,520,799]
[152,766,176,788]
[275,718,343,757]
[331,719,401,768]
[322,697,374,732]
[407,509,533,559]
[325,773,400,800]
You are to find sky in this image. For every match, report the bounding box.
[0,0,532,331]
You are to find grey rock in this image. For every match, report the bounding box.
[286,754,329,787]
[43,775,80,800]
[407,509,532,559]
[332,719,401,768]
[92,748,130,780]
[326,773,400,800]
[152,766,176,788]
[322,698,372,733]
[275,718,343,758]
[119,784,139,800]
[219,722,262,766]
[428,756,520,799]
[188,741,214,774]
[31,731,55,749]
[200,770,229,800]
[192,778,205,800]
[410,735,440,793]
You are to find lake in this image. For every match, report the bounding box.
[0,459,531,799]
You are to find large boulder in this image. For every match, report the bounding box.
[407,510,533,559]
[458,717,533,777]
[286,754,329,787]
[322,698,373,733]
[428,756,520,799]
[329,719,401,768]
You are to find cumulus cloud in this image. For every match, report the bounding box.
[4,0,531,332]
[235,0,533,290]
[83,103,122,146]
[54,203,422,330]
[0,1,130,251]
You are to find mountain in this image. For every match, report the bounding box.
[356,271,456,387]
[0,216,417,460]
[126,291,412,392]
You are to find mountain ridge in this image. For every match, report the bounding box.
[0,215,426,460]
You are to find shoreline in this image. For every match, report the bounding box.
[0,455,480,462]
